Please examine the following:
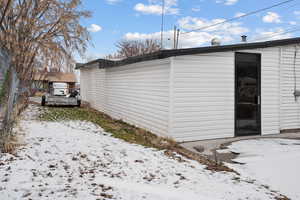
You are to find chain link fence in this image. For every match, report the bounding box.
[0,48,10,132]
[0,48,25,139]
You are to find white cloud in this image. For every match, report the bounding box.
[124,16,248,48]
[134,3,163,15]
[105,0,121,5]
[225,0,239,5]
[87,24,102,33]
[262,12,281,23]
[289,21,297,25]
[254,28,292,42]
[216,0,239,5]
[191,7,201,12]
[178,16,248,34]
[124,30,213,49]
[234,12,245,17]
[294,10,300,15]
[134,0,179,15]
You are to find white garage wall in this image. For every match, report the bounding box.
[171,47,283,142]
[260,47,281,135]
[280,45,300,130]
[80,44,300,142]
[92,68,106,112]
[80,68,89,102]
[171,52,235,142]
[80,66,106,111]
[104,59,171,137]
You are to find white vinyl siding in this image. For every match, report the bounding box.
[80,59,171,137]
[80,68,90,102]
[80,67,106,112]
[171,52,235,142]
[261,48,281,135]
[93,69,106,112]
[104,59,170,137]
[280,45,300,130]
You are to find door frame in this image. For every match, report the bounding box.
[234,52,262,137]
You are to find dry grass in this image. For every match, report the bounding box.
[34,92,46,97]
[0,134,20,154]
[39,105,235,173]
[275,195,290,200]
[0,71,9,105]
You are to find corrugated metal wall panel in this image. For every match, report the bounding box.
[280,45,300,130]
[171,52,235,142]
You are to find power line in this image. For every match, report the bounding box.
[181,0,296,35]
[251,26,300,42]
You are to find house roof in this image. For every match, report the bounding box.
[33,72,77,83]
[77,37,300,69]
[33,72,48,81]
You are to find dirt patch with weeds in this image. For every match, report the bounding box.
[0,135,19,154]
[38,105,235,173]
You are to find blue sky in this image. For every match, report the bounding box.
[79,0,300,61]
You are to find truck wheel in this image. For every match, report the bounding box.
[77,100,81,107]
[41,95,46,106]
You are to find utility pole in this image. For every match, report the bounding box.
[173,25,177,49]
[160,0,165,49]
[176,29,180,49]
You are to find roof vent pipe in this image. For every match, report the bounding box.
[211,38,221,46]
[241,35,247,43]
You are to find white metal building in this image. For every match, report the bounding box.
[78,38,300,142]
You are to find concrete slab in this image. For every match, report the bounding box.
[180,132,300,163]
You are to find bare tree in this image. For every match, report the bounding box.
[107,39,161,59]
[0,0,12,27]
[0,0,90,84]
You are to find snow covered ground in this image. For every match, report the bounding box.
[0,105,286,199]
[227,139,300,200]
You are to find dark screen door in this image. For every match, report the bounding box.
[235,53,261,136]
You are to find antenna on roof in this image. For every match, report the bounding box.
[160,0,165,49]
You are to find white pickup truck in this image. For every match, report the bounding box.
[41,82,81,106]
[52,82,69,96]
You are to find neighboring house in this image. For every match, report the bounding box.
[77,37,300,142]
[32,71,48,90]
[32,72,77,91]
